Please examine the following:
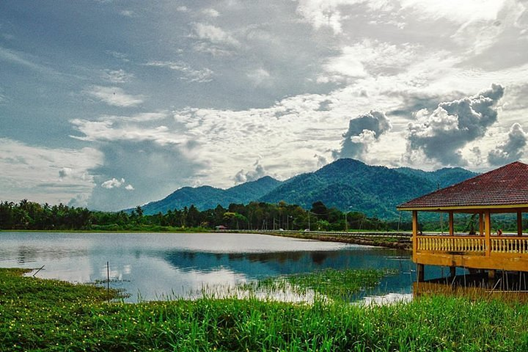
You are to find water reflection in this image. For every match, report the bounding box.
[0,232,415,302]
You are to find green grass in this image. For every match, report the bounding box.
[2,268,528,351]
[241,268,397,301]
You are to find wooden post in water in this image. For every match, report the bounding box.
[417,264,425,282]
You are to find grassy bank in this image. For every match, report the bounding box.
[2,269,528,351]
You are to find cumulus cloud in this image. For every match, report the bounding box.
[333,110,391,159]
[234,160,267,184]
[85,86,143,107]
[405,84,504,166]
[145,61,214,83]
[488,123,527,165]
[101,177,126,189]
[100,177,135,191]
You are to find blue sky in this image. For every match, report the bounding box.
[1,0,527,210]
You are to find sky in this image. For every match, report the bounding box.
[1,0,527,211]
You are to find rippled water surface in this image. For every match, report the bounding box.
[0,232,417,302]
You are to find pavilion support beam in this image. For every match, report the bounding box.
[417,264,425,282]
[412,211,418,262]
[450,266,456,278]
[479,213,484,236]
[485,211,491,257]
[448,211,454,236]
[488,269,496,286]
[518,211,523,236]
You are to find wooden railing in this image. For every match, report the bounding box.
[417,235,528,255]
[491,238,528,254]
[417,236,485,252]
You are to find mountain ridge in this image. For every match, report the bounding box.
[139,159,478,219]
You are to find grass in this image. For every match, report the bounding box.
[2,268,528,351]
[241,268,397,301]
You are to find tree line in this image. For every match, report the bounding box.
[0,200,410,232]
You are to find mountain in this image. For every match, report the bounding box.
[394,167,478,189]
[141,176,282,215]
[139,159,478,219]
[259,159,478,219]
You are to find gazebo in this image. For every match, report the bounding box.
[397,161,528,282]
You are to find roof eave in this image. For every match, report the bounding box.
[398,203,528,212]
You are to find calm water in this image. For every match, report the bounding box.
[0,232,417,302]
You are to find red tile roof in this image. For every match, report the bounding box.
[398,161,528,210]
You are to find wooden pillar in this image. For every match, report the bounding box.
[485,210,491,257]
[417,264,425,282]
[412,210,418,262]
[488,269,496,286]
[448,211,454,236]
[479,213,484,236]
[450,266,456,278]
[518,211,523,236]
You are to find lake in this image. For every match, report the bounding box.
[0,232,417,302]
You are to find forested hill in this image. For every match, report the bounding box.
[141,176,282,215]
[140,158,478,219]
[259,159,478,219]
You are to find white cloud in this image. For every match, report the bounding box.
[101,177,126,189]
[234,160,267,184]
[0,138,103,206]
[401,0,504,24]
[125,184,135,191]
[319,39,418,82]
[202,8,220,17]
[85,86,143,107]
[99,112,169,123]
[145,61,214,82]
[295,0,392,34]
[193,23,240,47]
[70,119,185,146]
